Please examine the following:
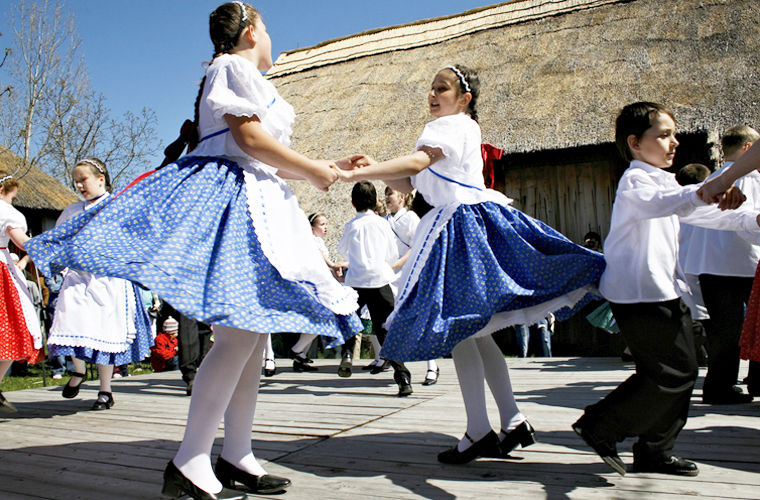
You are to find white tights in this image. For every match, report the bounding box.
[451,335,525,451]
[69,358,113,395]
[173,326,266,493]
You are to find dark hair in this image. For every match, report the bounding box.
[0,170,19,194]
[615,101,675,163]
[351,181,377,212]
[444,65,480,122]
[676,163,710,186]
[583,231,601,242]
[721,125,760,157]
[308,212,325,226]
[74,158,112,193]
[160,2,259,167]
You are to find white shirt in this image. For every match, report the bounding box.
[338,210,399,288]
[681,161,760,277]
[385,208,419,256]
[599,160,759,304]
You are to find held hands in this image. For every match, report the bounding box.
[697,175,745,210]
[331,154,377,183]
[307,160,339,192]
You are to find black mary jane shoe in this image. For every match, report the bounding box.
[62,372,87,399]
[487,420,537,458]
[162,460,246,500]
[91,391,114,410]
[369,359,388,375]
[437,430,500,465]
[0,390,17,413]
[215,456,291,494]
[422,367,440,386]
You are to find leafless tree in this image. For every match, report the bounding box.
[0,0,159,186]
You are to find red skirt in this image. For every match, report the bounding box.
[0,263,42,363]
[740,262,760,363]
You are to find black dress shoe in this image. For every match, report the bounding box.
[162,460,246,499]
[488,420,537,457]
[632,455,699,476]
[62,372,87,399]
[91,391,114,410]
[702,386,753,404]
[397,382,413,397]
[422,367,439,386]
[337,352,353,378]
[293,358,318,372]
[362,361,380,371]
[0,390,17,413]
[572,418,626,476]
[437,430,500,464]
[369,359,389,375]
[215,456,291,494]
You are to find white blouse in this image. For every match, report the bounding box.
[599,160,760,304]
[385,208,419,255]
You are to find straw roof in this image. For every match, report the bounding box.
[268,0,760,250]
[0,146,79,210]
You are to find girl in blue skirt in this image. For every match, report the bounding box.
[27,3,361,499]
[336,65,606,464]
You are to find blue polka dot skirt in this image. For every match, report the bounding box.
[26,157,361,348]
[49,282,154,365]
[381,202,606,361]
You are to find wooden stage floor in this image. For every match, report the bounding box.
[1,357,758,499]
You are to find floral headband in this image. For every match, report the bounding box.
[444,65,471,93]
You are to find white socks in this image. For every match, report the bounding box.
[173,326,267,493]
[427,359,438,372]
[263,334,275,361]
[451,335,524,451]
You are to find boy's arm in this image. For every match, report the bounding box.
[616,172,702,220]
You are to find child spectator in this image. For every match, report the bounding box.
[151,317,180,372]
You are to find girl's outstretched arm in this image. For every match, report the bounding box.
[699,141,760,207]
[337,146,443,193]
[226,114,337,192]
[7,227,29,251]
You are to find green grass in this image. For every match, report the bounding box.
[1,361,154,392]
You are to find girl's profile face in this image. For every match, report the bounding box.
[384,189,404,213]
[428,70,469,118]
[629,112,679,169]
[311,215,328,238]
[251,17,273,72]
[72,165,106,201]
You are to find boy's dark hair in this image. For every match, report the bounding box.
[615,102,675,163]
[352,181,377,212]
[721,125,760,157]
[676,163,711,186]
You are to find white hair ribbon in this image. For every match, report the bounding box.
[444,65,471,93]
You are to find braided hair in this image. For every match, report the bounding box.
[160,2,259,167]
[445,64,480,123]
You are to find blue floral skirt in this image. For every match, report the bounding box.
[49,282,153,365]
[381,202,606,361]
[27,157,361,348]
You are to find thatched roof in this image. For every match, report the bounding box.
[267,0,760,251]
[0,146,79,210]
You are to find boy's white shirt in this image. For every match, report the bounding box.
[599,160,759,304]
[338,210,400,288]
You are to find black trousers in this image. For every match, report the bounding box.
[159,303,212,385]
[698,274,756,395]
[583,299,697,460]
[342,285,410,384]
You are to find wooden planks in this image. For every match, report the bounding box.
[0,357,757,499]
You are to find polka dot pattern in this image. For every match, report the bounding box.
[381,202,606,361]
[26,156,361,348]
[0,263,41,362]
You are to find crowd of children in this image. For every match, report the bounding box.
[1,2,758,499]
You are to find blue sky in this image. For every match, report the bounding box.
[1,0,496,168]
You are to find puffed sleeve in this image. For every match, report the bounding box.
[204,55,278,123]
[0,203,27,234]
[415,116,466,166]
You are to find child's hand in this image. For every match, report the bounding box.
[717,185,746,210]
[308,160,339,192]
[349,154,376,168]
[333,166,355,182]
[697,173,732,205]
